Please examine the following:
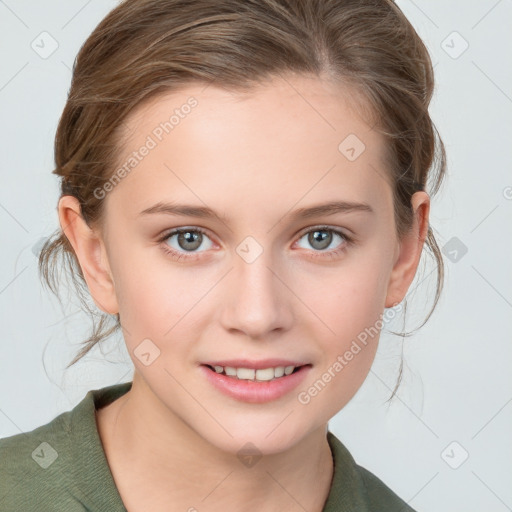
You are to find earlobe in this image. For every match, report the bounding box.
[384,192,430,308]
[57,195,119,315]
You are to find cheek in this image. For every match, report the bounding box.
[111,246,215,346]
[108,243,172,334]
[293,254,390,391]
[298,256,389,341]
[295,274,386,418]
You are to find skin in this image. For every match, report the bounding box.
[58,74,429,511]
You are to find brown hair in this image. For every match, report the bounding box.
[39,0,446,400]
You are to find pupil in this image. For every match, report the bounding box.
[310,230,331,250]
[179,231,201,251]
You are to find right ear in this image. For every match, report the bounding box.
[57,195,119,315]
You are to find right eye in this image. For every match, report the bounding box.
[159,227,215,260]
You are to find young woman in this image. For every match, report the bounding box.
[0,0,446,510]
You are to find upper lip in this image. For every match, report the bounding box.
[202,359,311,370]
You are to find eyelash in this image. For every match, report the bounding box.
[158,225,354,262]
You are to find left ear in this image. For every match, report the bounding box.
[385,191,430,308]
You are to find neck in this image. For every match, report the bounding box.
[96,372,334,512]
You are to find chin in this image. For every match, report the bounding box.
[193,416,315,457]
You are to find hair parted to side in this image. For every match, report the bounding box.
[39,0,446,400]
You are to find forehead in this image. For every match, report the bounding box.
[107,75,392,221]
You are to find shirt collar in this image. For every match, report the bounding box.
[67,381,131,510]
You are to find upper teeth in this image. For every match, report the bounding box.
[212,365,297,381]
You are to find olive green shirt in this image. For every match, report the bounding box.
[0,382,416,511]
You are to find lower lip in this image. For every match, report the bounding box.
[200,365,312,403]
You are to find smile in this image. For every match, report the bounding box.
[206,364,301,381]
[200,363,312,403]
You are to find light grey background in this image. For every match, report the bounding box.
[1,1,511,511]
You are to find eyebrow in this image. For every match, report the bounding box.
[139,200,374,222]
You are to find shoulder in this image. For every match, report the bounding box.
[0,407,85,510]
[326,430,418,512]
[0,382,132,511]
[355,464,417,512]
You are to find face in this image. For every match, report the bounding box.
[77,75,418,455]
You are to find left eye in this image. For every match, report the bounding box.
[296,227,348,252]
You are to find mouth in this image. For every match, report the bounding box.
[202,363,309,382]
[199,362,312,403]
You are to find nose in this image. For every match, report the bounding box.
[219,249,294,340]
